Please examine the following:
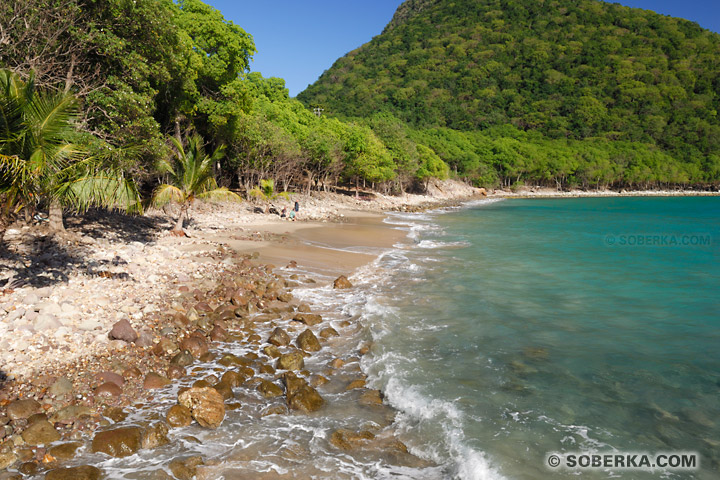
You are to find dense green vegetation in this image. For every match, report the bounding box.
[0,0,433,229]
[299,0,720,188]
[2,0,719,229]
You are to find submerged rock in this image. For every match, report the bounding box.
[296,329,321,352]
[169,456,204,480]
[257,380,284,399]
[319,327,340,339]
[177,387,225,429]
[47,442,82,461]
[7,399,41,420]
[283,375,324,413]
[293,313,322,326]
[21,419,60,446]
[276,351,304,371]
[170,350,194,367]
[94,381,123,399]
[267,327,291,346]
[141,422,170,450]
[91,426,143,457]
[333,276,353,289]
[179,336,208,358]
[329,428,375,450]
[45,465,102,480]
[166,405,193,428]
[143,372,171,390]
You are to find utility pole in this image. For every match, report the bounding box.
[313,107,324,117]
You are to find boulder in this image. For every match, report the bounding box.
[296,329,321,352]
[267,327,290,346]
[91,426,143,457]
[177,387,225,429]
[293,313,322,326]
[21,419,60,446]
[333,275,353,289]
[217,353,251,367]
[179,336,208,358]
[103,407,127,423]
[170,350,194,367]
[94,381,123,399]
[209,325,228,342]
[47,442,82,461]
[167,364,186,380]
[281,372,307,397]
[7,399,41,420]
[141,422,170,450]
[45,466,102,480]
[220,371,245,388]
[257,380,284,399]
[169,456,204,480]
[262,345,281,358]
[143,372,171,390]
[108,319,138,343]
[212,381,234,401]
[0,450,17,470]
[287,385,324,413]
[276,351,304,371]
[49,405,92,423]
[166,405,192,428]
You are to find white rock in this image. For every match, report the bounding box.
[33,314,63,332]
[38,302,62,316]
[59,303,80,316]
[78,320,103,331]
[35,287,53,298]
[25,311,38,322]
[22,293,40,305]
[96,296,110,307]
[6,307,26,322]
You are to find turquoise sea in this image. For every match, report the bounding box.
[355,197,719,479]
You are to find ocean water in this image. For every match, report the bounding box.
[347,197,719,479]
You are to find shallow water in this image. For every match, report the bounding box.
[348,197,719,479]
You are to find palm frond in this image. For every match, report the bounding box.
[151,184,186,207]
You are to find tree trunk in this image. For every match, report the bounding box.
[173,213,184,232]
[49,201,65,231]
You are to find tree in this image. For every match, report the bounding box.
[151,134,240,234]
[248,179,290,211]
[0,70,141,230]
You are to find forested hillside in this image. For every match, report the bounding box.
[299,0,720,188]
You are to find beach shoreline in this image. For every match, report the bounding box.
[0,182,466,477]
[0,180,717,476]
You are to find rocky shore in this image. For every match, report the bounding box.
[0,180,478,479]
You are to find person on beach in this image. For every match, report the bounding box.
[281,207,287,219]
[289,210,296,221]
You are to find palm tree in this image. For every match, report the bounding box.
[0,69,141,231]
[152,134,241,235]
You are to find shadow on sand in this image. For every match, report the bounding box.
[0,209,172,289]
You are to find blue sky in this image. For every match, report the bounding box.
[204,0,719,97]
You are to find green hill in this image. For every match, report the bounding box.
[299,0,720,187]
